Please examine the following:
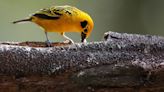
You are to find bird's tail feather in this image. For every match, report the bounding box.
[12,18,32,24]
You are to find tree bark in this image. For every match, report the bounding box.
[0,31,163,92]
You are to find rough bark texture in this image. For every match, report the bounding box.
[0,31,163,92]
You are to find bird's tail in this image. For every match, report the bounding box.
[12,18,32,24]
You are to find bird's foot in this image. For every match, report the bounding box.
[45,40,52,47]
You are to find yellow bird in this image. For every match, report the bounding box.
[13,5,94,46]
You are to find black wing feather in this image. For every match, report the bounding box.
[33,14,60,20]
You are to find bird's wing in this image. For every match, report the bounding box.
[50,5,79,16]
[32,7,62,20]
[32,5,80,20]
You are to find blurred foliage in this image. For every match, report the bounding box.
[0,0,164,42]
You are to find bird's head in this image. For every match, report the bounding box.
[80,14,94,42]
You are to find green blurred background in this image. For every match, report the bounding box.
[1,0,164,42]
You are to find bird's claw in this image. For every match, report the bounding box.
[45,40,52,47]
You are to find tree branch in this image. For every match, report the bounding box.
[0,31,163,91]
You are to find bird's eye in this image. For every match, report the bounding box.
[80,20,88,28]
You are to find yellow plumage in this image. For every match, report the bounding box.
[13,5,94,45]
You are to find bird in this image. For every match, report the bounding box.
[13,5,94,46]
